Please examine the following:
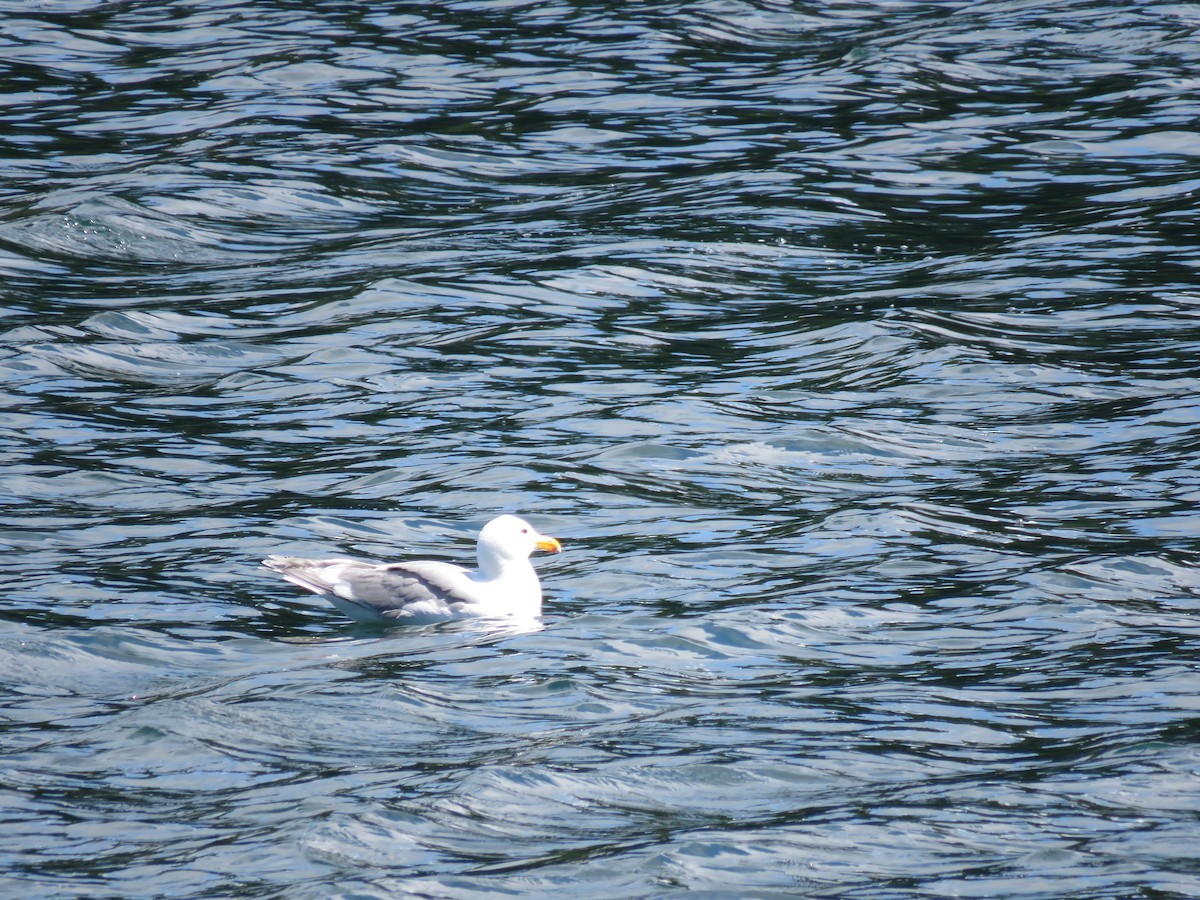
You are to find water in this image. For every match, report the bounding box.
[2,0,1200,896]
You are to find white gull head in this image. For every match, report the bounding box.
[476,514,562,579]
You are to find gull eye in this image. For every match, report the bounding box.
[521,528,528,534]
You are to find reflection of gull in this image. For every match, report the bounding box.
[262,515,561,624]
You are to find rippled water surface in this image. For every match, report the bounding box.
[3,1,1200,897]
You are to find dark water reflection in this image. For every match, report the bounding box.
[2,1,1200,897]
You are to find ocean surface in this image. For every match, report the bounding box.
[3,1,1200,897]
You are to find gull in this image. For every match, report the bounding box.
[262,514,561,624]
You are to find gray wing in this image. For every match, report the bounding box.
[262,556,475,622]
